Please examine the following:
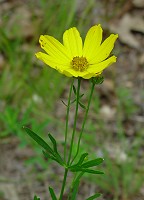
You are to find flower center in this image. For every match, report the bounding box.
[71,56,89,72]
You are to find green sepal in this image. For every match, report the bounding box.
[81,158,104,168]
[91,75,104,85]
[49,187,57,200]
[34,195,40,200]
[86,193,101,200]
[24,127,54,155]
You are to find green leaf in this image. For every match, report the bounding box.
[49,187,57,200]
[73,85,77,95]
[69,153,88,169]
[81,158,104,168]
[76,153,88,166]
[48,133,58,153]
[71,179,80,200]
[86,193,101,200]
[71,172,84,200]
[78,101,86,109]
[61,100,67,107]
[34,195,40,200]
[48,134,64,164]
[42,150,58,162]
[71,167,104,175]
[24,127,54,155]
[71,94,84,104]
[80,169,104,175]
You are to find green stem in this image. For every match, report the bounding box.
[67,78,81,165]
[64,78,74,162]
[71,82,95,164]
[59,169,68,200]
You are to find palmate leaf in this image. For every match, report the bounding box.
[34,195,40,200]
[86,193,101,200]
[49,187,57,200]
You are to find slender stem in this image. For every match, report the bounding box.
[71,82,95,164]
[67,78,81,165]
[64,78,74,162]
[59,169,68,200]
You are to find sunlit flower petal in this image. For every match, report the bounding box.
[89,34,118,64]
[63,27,83,57]
[83,24,103,61]
[39,35,71,62]
[88,56,117,74]
[36,52,70,71]
[36,25,118,79]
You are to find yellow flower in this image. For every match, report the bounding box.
[36,24,118,79]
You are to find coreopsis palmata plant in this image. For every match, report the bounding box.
[24,24,118,200]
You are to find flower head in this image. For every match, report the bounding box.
[36,25,118,79]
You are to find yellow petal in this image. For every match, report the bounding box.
[35,52,70,72]
[83,24,103,61]
[63,68,95,79]
[39,35,71,63]
[63,27,83,57]
[89,34,118,64]
[88,56,117,74]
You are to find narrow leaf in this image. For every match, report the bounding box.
[81,158,104,168]
[24,127,54,155]
[42,151,57,162]
[79,101,86,109]
[80,169,104,175]
[61,100,67,107]
[70,153,88,169]
[48,134,58,153]
[49,187,57,200]
[76,153,88,166]
[71,94,84,104]
[71,179,80,200]
[71,168,104,175]
[73,85,77,95]
[86,193,101,200]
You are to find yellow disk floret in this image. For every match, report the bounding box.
[71,56,89,72]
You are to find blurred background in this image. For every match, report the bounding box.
[0,0,144,200]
